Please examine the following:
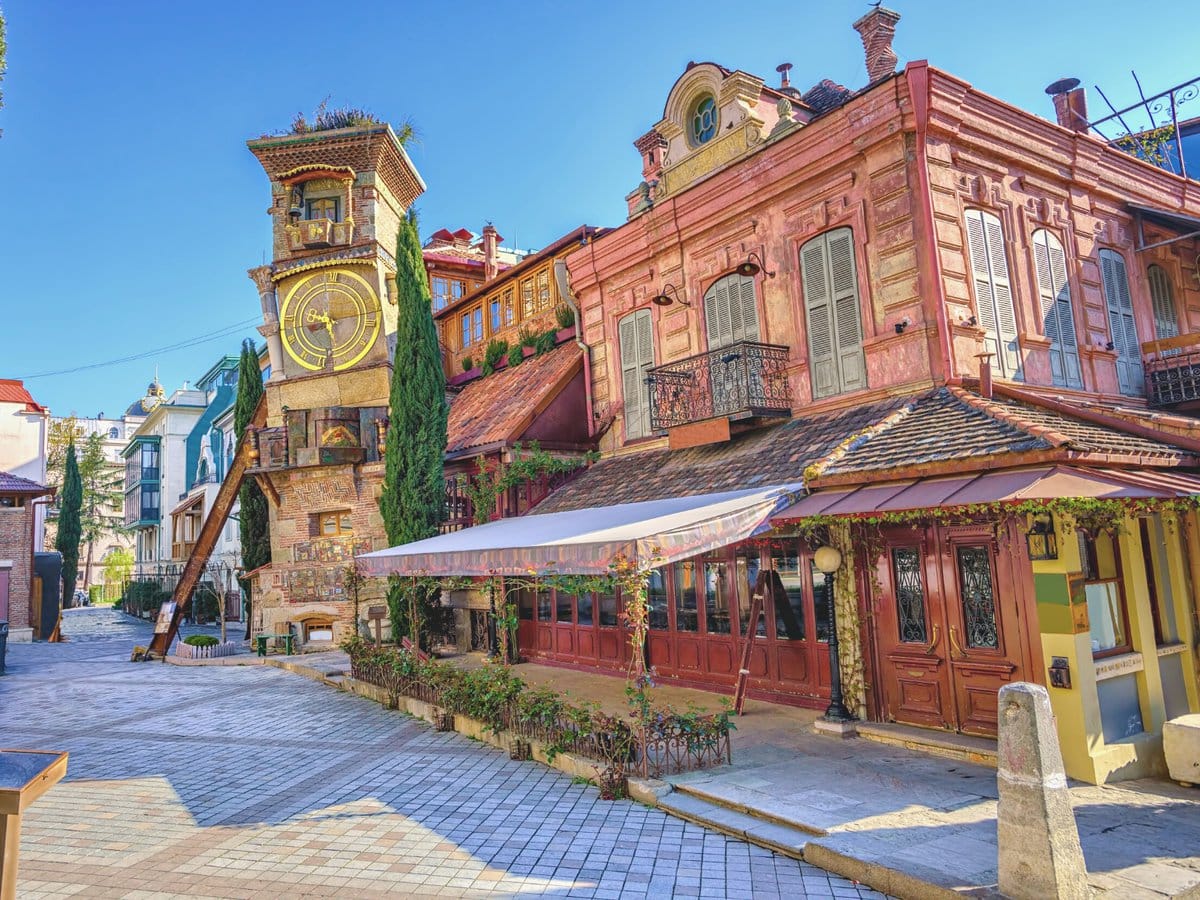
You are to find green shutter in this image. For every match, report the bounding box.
[965,209,1022,379]
[620,309,654,439]
[802,228,865,399]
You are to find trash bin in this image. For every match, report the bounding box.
[0,621,9,676]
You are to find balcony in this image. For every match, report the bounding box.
[1144,334,1200,409]
[285,217,353,251]
[647,341,793,432]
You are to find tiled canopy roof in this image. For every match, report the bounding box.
[0,470,49,494]
[0,379,46,413]
[447,344,583,458]
[817,387,1193,480]
[537,386,1197,514]
[534,396,909,514]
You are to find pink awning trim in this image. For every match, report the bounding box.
[772,465,1200,521]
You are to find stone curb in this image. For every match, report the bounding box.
[164,654,264,667]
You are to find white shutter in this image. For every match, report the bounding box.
[735,274,760,342]
[964,210,1022,380]
[827,228,867,393]
[1032,230,1082,389]
[802,229,866,399]
[801,238,837,399]
[1100,250,1144,396]
[620,310,654,439]
[1148,265,1179,342]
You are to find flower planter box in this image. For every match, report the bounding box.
[171,640,240,660]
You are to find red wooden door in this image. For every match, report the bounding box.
[595,590,624,670]
[936,529,1022,736]
[873,530,957,730]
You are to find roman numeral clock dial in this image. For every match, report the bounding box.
[279,269,381,372]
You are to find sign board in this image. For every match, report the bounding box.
[154,601,177,635]
[368,605,386,620]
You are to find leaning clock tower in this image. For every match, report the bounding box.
[244,120,425,647]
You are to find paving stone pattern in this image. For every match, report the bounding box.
[1,609,885,898]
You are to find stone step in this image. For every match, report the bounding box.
[855,721,998,768]
[671,782,829,836]
[655,790,813,861]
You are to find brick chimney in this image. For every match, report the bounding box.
[853,5,901,84]
[482,224,501,281]
[635,129,668,182]
[1046,78,1089,133]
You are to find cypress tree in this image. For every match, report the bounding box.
[380,210,448,644]
[55,442,83,605]
[235,339,270,638]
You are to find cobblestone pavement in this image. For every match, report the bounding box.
[1,610,885,898]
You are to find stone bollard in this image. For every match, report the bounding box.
[997,682,1089,900]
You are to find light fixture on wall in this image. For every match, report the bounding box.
[1026,512,1059,561]
[736,251,776,278]
[894,316,912,335]
[651,284,691,307]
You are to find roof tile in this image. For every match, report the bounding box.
[0,470,49,494]
[0,380,46,413]
[447,344,582,456]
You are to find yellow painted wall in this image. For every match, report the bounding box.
[1031,511,1199,784]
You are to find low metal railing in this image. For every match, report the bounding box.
[647,340,792,431]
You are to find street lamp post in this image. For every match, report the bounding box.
[814,545,854,724]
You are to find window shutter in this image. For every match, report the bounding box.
[965,210,1022,379]
[801,237,837,400]
[735,274,760,342]
[704,277,736,349]
[1032,230,1082,389]
[1100,250,1144,395]
[1148,265,1179,342]
[827,228,866,393]
[635,310,654,437]
[620,310,654,439]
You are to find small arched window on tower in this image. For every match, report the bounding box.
[1031,229,1082,389]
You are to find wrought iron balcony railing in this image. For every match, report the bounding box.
[1144,333,1200,407]
[646,340,793,431]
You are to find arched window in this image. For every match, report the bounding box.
[799,228,866,399]
[618,309,655,440]
[1099,249,1143,395]
[702,273,759,350]
[1147,265,1179,342]
[964,209,1021,379]
[1031,229,1082,389]
[108,426,120,439]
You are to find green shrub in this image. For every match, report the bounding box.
[183,634,219,647]
[461,356,474,372]
[87,584,104,605]
[554,304,576,330]
[533,330,557,356]
[506,345,525,369]
[481,339,509,376]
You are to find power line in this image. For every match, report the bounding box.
[19,318,262,380]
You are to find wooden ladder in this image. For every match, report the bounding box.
[145,396,266,658]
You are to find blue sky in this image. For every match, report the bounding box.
[2,0,1196,417]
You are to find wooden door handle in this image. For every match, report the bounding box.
[949,625,967,659]
[924,623,941,656]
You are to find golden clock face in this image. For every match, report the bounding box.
[279,269,381,372]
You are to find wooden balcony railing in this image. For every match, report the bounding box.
[1142,333,1200,407]
[647,341,793,431]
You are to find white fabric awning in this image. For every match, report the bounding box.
[357,483,802,577]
